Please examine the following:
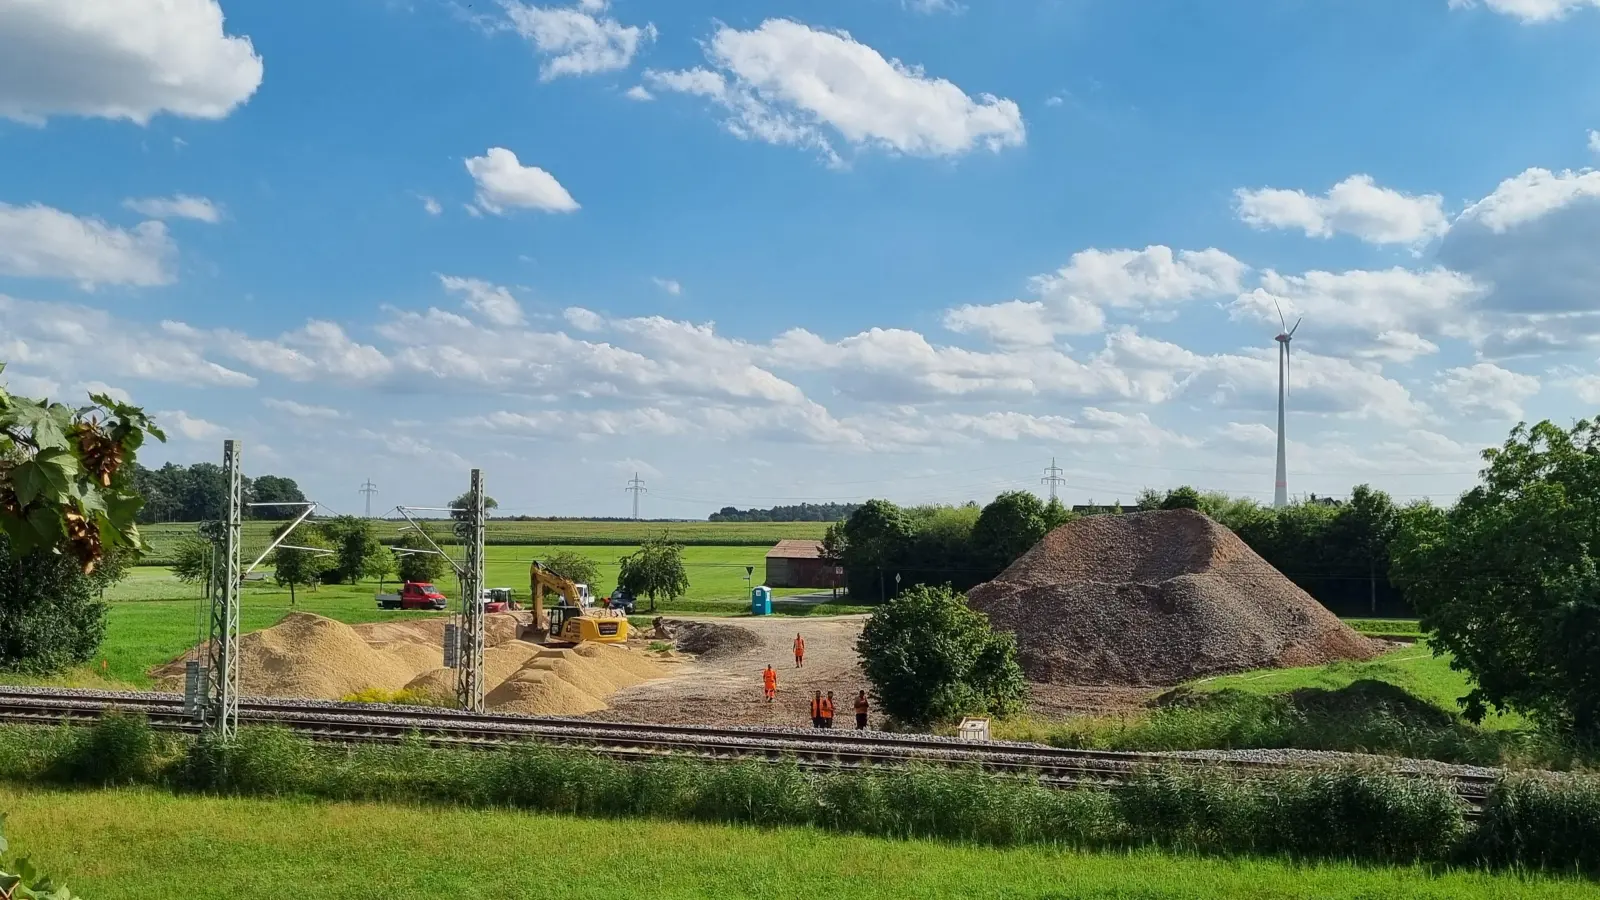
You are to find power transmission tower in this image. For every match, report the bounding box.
[626,472,647,521]
[359,479,378,518]
[454,469,486,713]
[204,439,243,740]
[1041,458,1066,501]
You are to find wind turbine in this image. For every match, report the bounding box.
[1273,302,1301,509]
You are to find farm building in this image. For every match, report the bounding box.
[764,540,836,589]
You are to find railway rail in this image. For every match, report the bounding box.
[0,686,1499,808]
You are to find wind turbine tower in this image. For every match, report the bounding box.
[1273,304,1301,509]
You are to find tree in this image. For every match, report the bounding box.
[273,530,334,607]
[842,499,914,601]
[321,516,385,585]
[1042,497,1074,531]
[856,584,1027,727]
[1160,486,1202,511]
[171,537,213,586]
[542,549,602,593]
[617,537,689,613]
[820,520,848,565]
[1390,418,1600,736]
[0,533,118,673]
[393,528,448,585]
[970,491,1048,574]
[250,475,307,519]
[450,492,499,520]
[0,364,165,571]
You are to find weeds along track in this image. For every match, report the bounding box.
[0,686,1497,808]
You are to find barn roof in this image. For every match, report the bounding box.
[766,539,826,559]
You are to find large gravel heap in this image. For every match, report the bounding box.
[966,509,1381,686]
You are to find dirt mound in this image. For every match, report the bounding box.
[484,645,667,715]
[967,509,1381,686]
[237,612,418,698]
[669,620,762,659]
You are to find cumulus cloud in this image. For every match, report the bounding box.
[0,203,175,287]
[1447,0,1600,23]
[439,275,524,327]
[0,295,254,387]
[0,0,262,124]
[652,277,682,296]
[1588,130,1600,155]
[263,398,342,419]
[1453,167,1600,233]
[625,85,653,101]
[216,321,392,383]
[645,19,1024,163]
[1234,175,1449,245]
[420,195,443,216]
[123,194,222,223]
[500,0,656,81]
[158,409,225,440]
[1433,363,1540,419]
[464,147,579,215]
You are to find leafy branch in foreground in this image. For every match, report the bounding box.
[0,813,78,899]
[0,363,165,571]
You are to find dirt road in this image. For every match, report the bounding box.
[596,616,872,728]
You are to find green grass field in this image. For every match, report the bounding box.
[1,786,1592,900]
[138,518,831,560]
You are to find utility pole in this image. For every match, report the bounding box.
[1041,458,1066,502]
[359,479,378,518]
[626,472,647,521]
[454,469,486,713]
[204,439,243,740]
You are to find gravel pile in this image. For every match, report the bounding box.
[967,509,1382,686]
[669,620,763,659]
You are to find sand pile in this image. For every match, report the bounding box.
[238,612,418,698]
[486,644,667,715]
[966,509,1382,686]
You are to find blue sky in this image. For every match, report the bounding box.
[4,0,1600,518]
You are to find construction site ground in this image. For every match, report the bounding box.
[597,615,1155,728]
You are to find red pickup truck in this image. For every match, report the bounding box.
[376,582,448,610]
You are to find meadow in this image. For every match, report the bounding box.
[3,785,1592,900]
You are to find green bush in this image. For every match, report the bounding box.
[856,584,1027,727]
[1471,773,1600,874]
[54,713,166,786]
[0,535,118,674]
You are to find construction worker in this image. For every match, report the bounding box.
[821,691,836,729]
[853,690,869,730]
[810,691,823,728]
[793,633,805,668]
[763,665,777,703]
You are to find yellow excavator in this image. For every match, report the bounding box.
[527,559,631,645]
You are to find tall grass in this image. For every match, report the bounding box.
[11,717,1600,874]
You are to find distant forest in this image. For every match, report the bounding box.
[709,503,860,523]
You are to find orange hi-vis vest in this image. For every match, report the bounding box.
[794,637,805,654]
[763,669,776,688]
[854,696,869,715]
[809,697,821,717]
[820,697,835,719]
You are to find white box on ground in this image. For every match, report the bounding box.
[958,717,990,742]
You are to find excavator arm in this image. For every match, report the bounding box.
[529,560,583,639]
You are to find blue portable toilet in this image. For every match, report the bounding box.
[751,586,773,616]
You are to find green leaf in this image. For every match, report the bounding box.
[15,857,35,883]
[11,461,46,507]
[72,481,107,517]
[0,810,9,854]
[9,400,71,450]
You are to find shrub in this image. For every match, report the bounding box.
[0,536,118,674]
[857,584,1027,727]
[54,713,165,786]
[1470,773,1600,874]
[340,687,448,707]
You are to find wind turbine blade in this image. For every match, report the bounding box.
[1275,300,1286,333]
[1290,316,1303,338]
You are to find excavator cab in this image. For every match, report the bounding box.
[530,560,631,646]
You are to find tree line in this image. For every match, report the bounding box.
[127,462,308,523]
[829,484,1416,617]
[709,503,861,522]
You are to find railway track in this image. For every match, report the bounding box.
[0,686,1499,807]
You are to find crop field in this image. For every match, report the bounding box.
[137,519,831,561]
[11,544,861,688]
[2,786,1593,900]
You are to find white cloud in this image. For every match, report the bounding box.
[1588,130,1600,155]
[564,307,605,332]
[1433,363,1540,419]
[625,85,653,101]
[1453,167,1600,233]
[263,398,342,419]
[943,300,1068,347]
[645,19,1024,163]
[1185,348,1426,425]
[123,194,222,223]
[439,275,524,327]
[1234,175,1449,245]
[902,0,964,13]
[420,195,443,216]
[1448,0,1600,23]
[0,203,175,287]
[1571,374,1600,404]
[217,321,393,383]
[0,296,256,388]
[0,0,262,124]
[464,147,579,215]
[1031,246,1248,312]
[500,0,656,81]
[652,276,682,296]
[158,409,225,441]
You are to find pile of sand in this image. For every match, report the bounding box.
[966,509,1382,686]
[151,611,668,714]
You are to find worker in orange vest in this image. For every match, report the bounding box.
[853,691,869,730]
[820,691,836,729]
[793,633,805,668]
[762,665,777,703]
[810,691,823,728]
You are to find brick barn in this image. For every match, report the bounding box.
[764,540,836,589]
